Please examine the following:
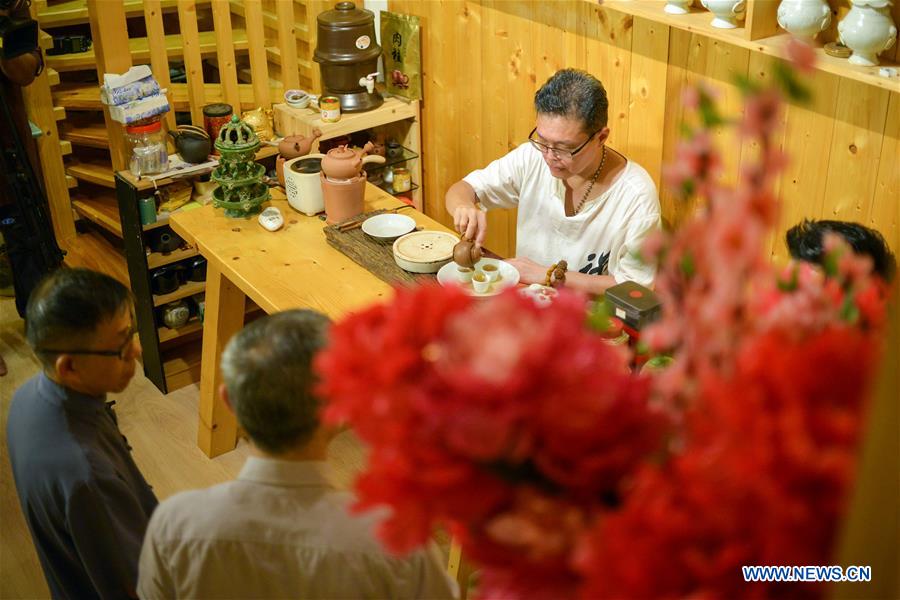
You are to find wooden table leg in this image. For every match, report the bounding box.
[198,263,246,457]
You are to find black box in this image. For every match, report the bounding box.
[604,281,662,330]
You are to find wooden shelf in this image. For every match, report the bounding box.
[119,146,279,191]
[53,81,281,112]
[602,1,900,92]
[60,122,109,149]
[37,0,199,28]
[60,228,128,285]
[274,97,419,141]
[153,280,205,307]
[162,337,203,391]
[46,29,250,72]
[72,192,122,237]
[143,217,170,231]
[67,158,115,188]
[147,245,198,269]
[158,318,203,344]
[47,68,60,87]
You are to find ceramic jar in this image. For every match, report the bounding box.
[838,0,897,66]
[664,0,693,14]
[701,0,746,28]
[777,0,832,38]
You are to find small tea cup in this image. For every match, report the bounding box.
[480,262,500,282]
[471,271,491,294]
[456,265,474,283]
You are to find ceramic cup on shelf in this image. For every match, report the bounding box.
[777,0,832,38]
[838,0,897,67]
[701,0,747,28]
[664,0,693,14]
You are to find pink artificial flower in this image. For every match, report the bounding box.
[785,36,817,73]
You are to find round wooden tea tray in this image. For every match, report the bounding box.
[392,230,459,273]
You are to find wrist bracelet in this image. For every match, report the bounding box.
[544,260,568,288]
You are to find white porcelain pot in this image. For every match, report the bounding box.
[777,0,832,38]
[838,0,897,66]
[664,0,693,15]
[284,154,326,216]
[701,0,746,28]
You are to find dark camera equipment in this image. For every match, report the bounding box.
[46,34,92,56]
[0,16,37,59]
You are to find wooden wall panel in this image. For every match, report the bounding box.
[389,0,898,261]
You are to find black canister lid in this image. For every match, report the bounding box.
[203,103,233,117]
[290,157,323,174]
[319,2,371,26]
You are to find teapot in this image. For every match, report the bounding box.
[241,107,274,142]
[321,142,385,181]
[276,128,322,186]
[453,238,483,269]
[168,125,211,164]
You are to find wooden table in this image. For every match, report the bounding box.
[171,184,454,457]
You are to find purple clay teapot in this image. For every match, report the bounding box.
[321,142,385,181]
[453,238,483,269]
[276,128,322,187]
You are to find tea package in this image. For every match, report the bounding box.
[380,11,421,101]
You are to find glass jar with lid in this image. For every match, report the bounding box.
[125,119,168,176]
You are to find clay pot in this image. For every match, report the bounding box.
[321,143,385,181]
[321,172,367,224]
[276,128,322,186]
[453,238,483,269]
[168,126,212,164]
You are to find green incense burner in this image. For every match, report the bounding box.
[211,115,269,218]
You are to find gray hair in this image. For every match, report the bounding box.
[27,268,132,369]
[534,68,609,134]
[220,310,331,454]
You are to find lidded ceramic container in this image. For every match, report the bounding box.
[313,2,384,112]
[838,0,897,66]
[777,0,832,38]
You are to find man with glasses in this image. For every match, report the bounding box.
[445,69,660,294]
[7,268,157,599]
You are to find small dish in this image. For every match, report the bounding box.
[436,258,520,297]
[362,213,417,242]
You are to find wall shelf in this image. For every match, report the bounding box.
[153,280,205,307]
[147,246,199,269]
[602,1,900,92]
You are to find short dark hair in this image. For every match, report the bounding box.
[220,310,331,455]
[786,219,896,282]
[534,68,609,133]
[26,268,132,368]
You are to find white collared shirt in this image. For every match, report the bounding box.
[463,143,661,287]
[138,458,457,599]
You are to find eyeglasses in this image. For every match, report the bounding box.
[528,127,599,160]
[37,325,138,361]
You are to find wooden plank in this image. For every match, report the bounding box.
[53,105,65,121]
[197,264,244,457]
[273,98,417,143]
[211,0,242,113]
[60,229,129,285]
[72,193,123,236]
[275,0,300,92]
[868,92,899,256]
[44,29,251,73]
[158,319,204,344]
[745,0,780,41]
[59,140,72,156]
[821,80,891,225]
[153,280,206,307]
[66,175,78,189]
[626,16,669,189]
[53,81,276,112]
[243,0,272,108]
[46,68,60,87]
[59,121,110,148]
[87,0,132,172]
[22,45,77,242]
[38,0,207,28]
[67,159,116,188]
[177,0,207,126]
[143,0,177,132]
[228,0,309,37]
[659,27,693,229]
[147,245,199,269]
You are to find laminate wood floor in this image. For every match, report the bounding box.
[0,297,366,599]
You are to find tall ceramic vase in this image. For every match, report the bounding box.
[665,0,693,15]
[777,0,832,38]
[838,0,897,66]
[701,0,747,29]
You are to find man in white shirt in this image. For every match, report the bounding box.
[446,69,661,294]
[137,310,457,600]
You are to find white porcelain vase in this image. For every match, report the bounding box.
[701,0,747,29]
[838,0,898,66]
[777,0,832,38]
[664,0,693,15]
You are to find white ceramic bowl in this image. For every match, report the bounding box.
[362,214,417,242]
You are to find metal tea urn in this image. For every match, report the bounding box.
[313,1,383,113]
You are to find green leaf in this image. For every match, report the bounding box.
[773,62,811,103]
[680,252,696,277]
[777,265,799,292]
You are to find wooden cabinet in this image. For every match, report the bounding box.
[603,0,899,92]
[273,97,424,209]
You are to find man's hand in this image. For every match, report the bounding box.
[505,256,548,285]
[452,205,487,246]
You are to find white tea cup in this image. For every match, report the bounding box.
[471,271,491,294]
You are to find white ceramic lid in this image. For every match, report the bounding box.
[393,230,458,264]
